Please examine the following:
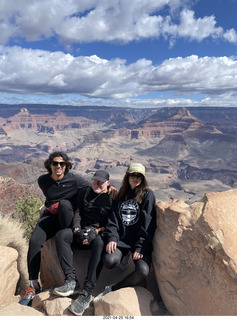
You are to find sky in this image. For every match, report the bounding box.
[0,0,237,108]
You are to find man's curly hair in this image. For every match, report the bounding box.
[44,151,72,174]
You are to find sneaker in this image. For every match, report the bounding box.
[68,289,91,316]
[19,286,41,306]
[93,284,114,303]
[53,279,80,297]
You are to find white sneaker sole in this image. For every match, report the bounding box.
[53,288,80,297]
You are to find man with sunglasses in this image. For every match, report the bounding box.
[19,151,90,306]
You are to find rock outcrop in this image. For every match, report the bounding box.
[0,214,29,292]
[0,302,44,316]
[11,237,159,316]
[153,189,237,316]
[40,237,159,299]
[30,285,159,316]
[3,108,96,132]
[0,246,19,305]
[1,189,237,316]
[93,286,158,316]
[0,176,44,215]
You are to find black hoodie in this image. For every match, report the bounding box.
[104,189,157,254]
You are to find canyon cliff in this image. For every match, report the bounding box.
[0,104,237,204]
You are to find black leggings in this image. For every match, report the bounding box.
[103,247,151,291]
[27,199,74,280]
[55,228,105,292]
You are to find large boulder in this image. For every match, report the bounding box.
[33,290,72,316]
[32,289,94,316]
[0,246,19,306]
[94,286,158,316]
[0,244,45,317]
[0,213,29,292]
[0,302,44,316]
[40,237,158,297]
[153,189,237,316]
[0,214,28,292]
[39,237,161,316]
[31,286,159,316]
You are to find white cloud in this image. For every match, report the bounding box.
[223,28,237,44]
[0,0,236,45]
[174,9,223,41]
[1,46,237,101]
[142,55,237,96]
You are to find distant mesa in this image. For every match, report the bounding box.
[20,108,29,114]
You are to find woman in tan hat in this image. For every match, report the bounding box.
[94,163,157,301]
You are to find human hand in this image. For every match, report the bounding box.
[74,229,85,243]
[107,185,118,198]
[133,251,143,260]
[83,228,97,245]
[106,241,117,254]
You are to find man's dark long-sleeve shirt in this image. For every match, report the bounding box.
[38,172,90,208]
[73,186,113,229]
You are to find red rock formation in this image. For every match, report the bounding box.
[3,108,96,133]
[130,107,204,138]
[0,176,44,216]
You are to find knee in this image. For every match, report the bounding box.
[58,199,72,211]
[58,200,74,227]
[136,261,150,280]
[103,254,115,269]
[103,252,121,269]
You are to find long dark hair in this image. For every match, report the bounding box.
[44,151,72,175]
[116,172,149,204]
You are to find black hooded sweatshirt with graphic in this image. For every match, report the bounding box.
[104,189,157,255]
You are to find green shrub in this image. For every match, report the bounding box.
[14,194,44,239]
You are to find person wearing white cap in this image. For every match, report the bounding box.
[94,163,157,303]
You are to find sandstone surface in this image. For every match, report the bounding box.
[93,286,158,316]
[0,246,19,305]
[1,189,237,315]
[0,302,44,316]
[0,214,29,292]
[40,237,158,298]
[153,189,237,316]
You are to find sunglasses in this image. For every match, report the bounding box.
[52,161,66,167]
[129,173,143,179]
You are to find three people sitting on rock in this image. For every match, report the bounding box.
[19,151,156,316]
